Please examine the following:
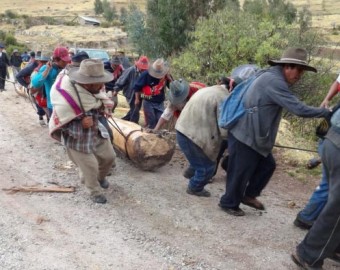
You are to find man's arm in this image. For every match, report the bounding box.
[320,78,340,108]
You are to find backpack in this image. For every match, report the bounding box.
[218,69,264,130]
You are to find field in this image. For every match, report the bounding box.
[1,0,340,47]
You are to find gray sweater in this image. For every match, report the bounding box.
[231,65,330,157]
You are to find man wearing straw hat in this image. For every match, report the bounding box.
[219,47,331,216]
[134,58,172,128]
[49,59,116,204]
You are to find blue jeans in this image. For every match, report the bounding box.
[176,131,216,192]
[143,100,164,129]
[297,140,328,223]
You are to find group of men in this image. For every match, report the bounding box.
[6,43,340,269]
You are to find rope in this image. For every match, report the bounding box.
[273,144,317,153]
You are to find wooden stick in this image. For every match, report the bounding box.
[2,185,75,194]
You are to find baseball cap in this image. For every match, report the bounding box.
[53,46,71,62]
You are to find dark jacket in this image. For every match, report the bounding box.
[0,52,10,69]
[16,61,39,88]
[114,65,142,101]
[231,65,330,156]
[10,54,22,67]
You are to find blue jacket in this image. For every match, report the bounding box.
[31,64,61,109]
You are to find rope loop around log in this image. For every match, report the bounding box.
[107,117,142,160]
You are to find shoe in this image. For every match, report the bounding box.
[99,179,109,189]
[218,204,245,216]
[186,187,211,197]
[91,194,107,204]
[241,196,265,210]
[39,119,47,126]
[294,217,313,230]
[183,167,195,179]
[291,252,323,269]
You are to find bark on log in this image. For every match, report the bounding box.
[2,185,75,194]
[108,118,176,171]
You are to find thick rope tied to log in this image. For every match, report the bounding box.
[107,117,142,160]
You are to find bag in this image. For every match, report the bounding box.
[218,73,260,130]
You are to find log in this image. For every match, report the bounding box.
[108,118,176,171]
[2,185,75,194]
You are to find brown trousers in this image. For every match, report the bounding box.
[66,138,116,196]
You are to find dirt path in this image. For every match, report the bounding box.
[0,84,338,270]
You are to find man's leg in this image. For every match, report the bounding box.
[219,133,262,209]
[295,139,340,267]
[66,147,103,197]
[295,169,329,229]
[143,100,156,128]
[176,131,215,194]
[244,152,276,198]
[94,138,116,181]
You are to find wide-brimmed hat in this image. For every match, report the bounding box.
[110,56,121,65]
[13,49,18,53]
[135,55,149,70]
[268,47,317,73]
[68,58,114,84]
[0,43,5,49]
[149,58,170,79]
[168,79,190,105]
[36,51,52,62]
[71,51,89,66]
[53,46,71,62]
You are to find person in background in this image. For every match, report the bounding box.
[134,58,172,129]
[154,80,206,131]
[294,72,340,230]
[31,46,70,117]
[113,55,149,123]
[16,51,50,126]
[219,47,331,216]
[21,51,30,62]
[104,56,124,108]
[10,49,22,82]
[0,43,10,91]
[117,51,131,69]
[49,59,116,204]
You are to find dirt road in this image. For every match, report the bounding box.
[0,84,338,270]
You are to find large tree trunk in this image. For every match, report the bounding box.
[108,118,176,171]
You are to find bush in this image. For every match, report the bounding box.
[4,10,19,19]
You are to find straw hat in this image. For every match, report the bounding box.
[148,58,170,79]
[68,59,113,84]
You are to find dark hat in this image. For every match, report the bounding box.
[110,56,121,65]
[0,43,5,48]
[268,47,317,73]
[168,79,190,105]
[30,51,36,57]
[71,51,89,66]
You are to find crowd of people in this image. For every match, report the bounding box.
[2,42,340,269]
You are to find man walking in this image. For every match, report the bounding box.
[219,47,331,216]
[0,43,10,91]
[49,59,116,204]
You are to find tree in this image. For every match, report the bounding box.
[125,4,147,55]
[119,7,128,25]
[94,0,103,15]
[102,0,117,22]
